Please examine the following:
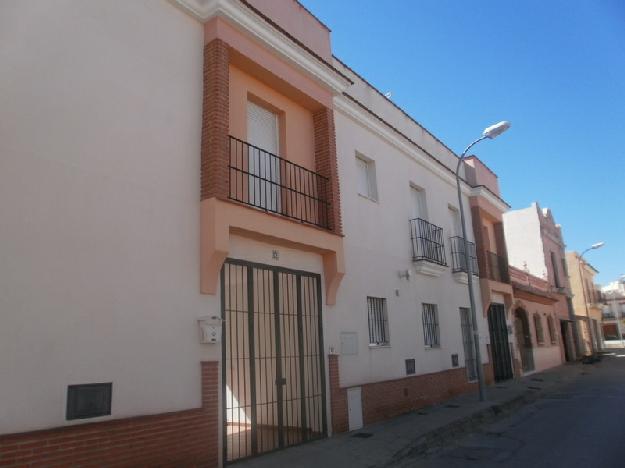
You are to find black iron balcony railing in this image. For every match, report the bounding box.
[603,312,617,320]
[228,136,331,229]
[450,236,479,275]
[483,250,510,283]
[409,218,447,266]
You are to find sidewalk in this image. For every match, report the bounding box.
[234,362,589,468]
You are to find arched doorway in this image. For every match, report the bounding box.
[514,308,534,373]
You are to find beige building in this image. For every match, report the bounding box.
[566,252,603,355]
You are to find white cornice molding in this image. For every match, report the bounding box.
[469,186,509,213]
[171,0,351,95]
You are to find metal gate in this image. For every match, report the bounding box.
[487,304,513,382]
[221,259,327,463]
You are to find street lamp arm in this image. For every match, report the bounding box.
[455,135,488,176]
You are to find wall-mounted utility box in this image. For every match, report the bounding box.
[197,315,223,344]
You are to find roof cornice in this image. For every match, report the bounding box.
[335,94,510,211]
[171,0,352,95]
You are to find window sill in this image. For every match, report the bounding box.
[424,346,441,351]
[368,344,391,349]
[358,192,378,203]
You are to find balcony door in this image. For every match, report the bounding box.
[410,186,427,221]
[247,101,280,212]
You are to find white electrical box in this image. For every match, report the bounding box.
[197,315,223,344]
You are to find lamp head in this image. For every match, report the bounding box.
[482,121,511,139]
[591,242,605,250]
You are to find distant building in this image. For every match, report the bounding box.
[601,278,625,347]
[503,203,577,367]
[566,252,604,355]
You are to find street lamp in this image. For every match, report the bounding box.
[577,242,605,355]
[455,121,510,402]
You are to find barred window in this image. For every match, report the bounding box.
[534,314,545,345]
[367,297,389,345]
[422,303,440,348]
[547,316,557,344]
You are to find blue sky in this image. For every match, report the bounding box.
[302,0,625,285]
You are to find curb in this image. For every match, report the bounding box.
[382,366,584,466]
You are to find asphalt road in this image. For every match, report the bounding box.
[406,350,625,468]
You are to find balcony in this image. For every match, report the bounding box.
[482,250,510,283]
[450,236,479,276]
[410,218,447,276]
[228,136,331,230]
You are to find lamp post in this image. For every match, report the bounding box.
[455,121,510,402]
[577,242,604,355]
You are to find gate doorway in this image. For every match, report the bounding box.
[487,304,513,382]
[221,259,327,463]
[560,320,575,362]
[514,308,535,373]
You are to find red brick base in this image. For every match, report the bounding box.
[329,354,494,433]
[0,362,219,468]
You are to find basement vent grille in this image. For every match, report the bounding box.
[66,383,112,420]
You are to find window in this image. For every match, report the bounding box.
[66,383,112,420]
[550,252,561,288]
[448,206,462,237]
[547,316,557,344]
[367,297,389,345]
[247,101,280,211]
[356,154,377,200]
[561,258,568,277]
[534,314,545,345]
[422,303,440,348]
[410,185,428,221]
[405,359,416,375]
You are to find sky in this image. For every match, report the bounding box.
[302,0,625,285]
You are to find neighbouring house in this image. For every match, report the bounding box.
[464,156,516,382]
[601,278,625,347]
[503,203,577,370]
[566,252,604,355]
[508,267,563,374]
[1,0,511,466]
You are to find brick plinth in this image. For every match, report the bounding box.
[201,38,230,201]
[330,355,495,432]
[0,362,219,468]
[328,354,348,433]
[313,108,342,235]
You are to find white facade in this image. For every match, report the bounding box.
[503,204,546,277]
[327,61,490,387]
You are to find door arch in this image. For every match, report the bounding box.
[514,308,535,373]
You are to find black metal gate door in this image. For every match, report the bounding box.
[487,304,513,382]
[222,259,327,463]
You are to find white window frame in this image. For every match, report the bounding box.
[410,184,428,221]
[356,153,378,201]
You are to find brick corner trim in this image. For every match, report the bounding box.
[313,107,342,236]
[201,38,230,201]
[0,361,219,468]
